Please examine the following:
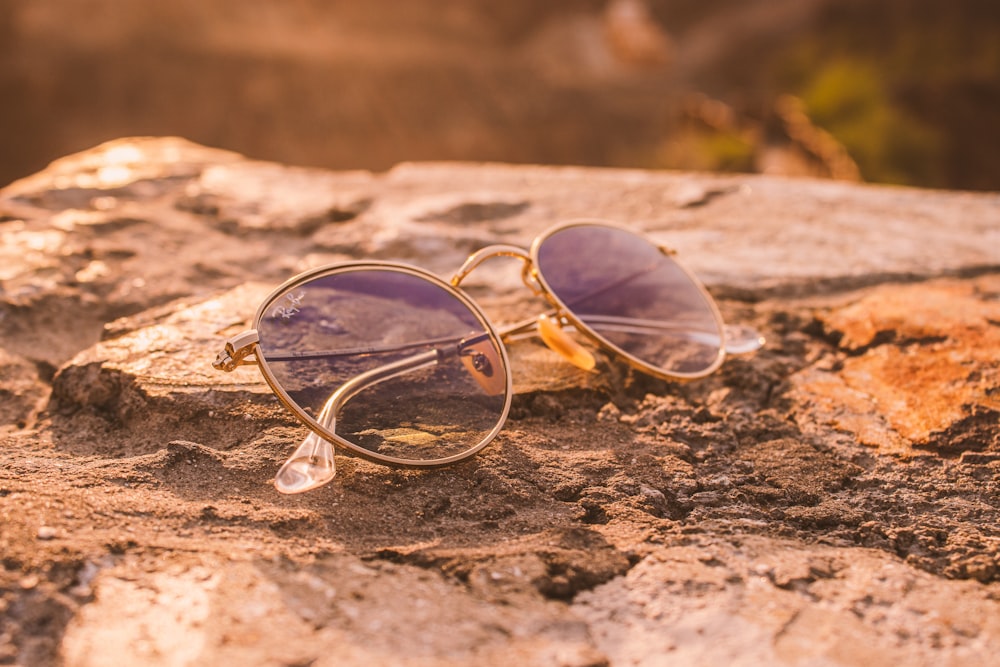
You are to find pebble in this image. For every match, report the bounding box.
[37,526,57,540]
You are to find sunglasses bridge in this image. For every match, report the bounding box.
[450,244,543,295]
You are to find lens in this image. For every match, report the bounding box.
[534,223,724,378]
[253,265,510,465]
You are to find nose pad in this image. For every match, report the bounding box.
[537,314,596,371]
[459,338,506,396]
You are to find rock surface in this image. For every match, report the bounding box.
[0,137,998,666]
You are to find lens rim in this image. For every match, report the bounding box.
[250,261,513,467]
[530,219,726,381]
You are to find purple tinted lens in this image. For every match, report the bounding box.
[536,224,723,376]
[256,267,508,463]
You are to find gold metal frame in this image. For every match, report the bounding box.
[226,261,513,470]
[215,219,754,493]
[529,220,726,381]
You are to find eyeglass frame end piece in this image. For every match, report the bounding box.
[214,329,260,372]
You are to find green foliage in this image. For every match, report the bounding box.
[698,129,756,172]
[652,126,756,174]
[798,58,945,186]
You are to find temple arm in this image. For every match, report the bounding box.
[498,313,764,354]
[273,348,441,494]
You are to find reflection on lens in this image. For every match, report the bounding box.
[255,266,509,465]
[535,223,724,377]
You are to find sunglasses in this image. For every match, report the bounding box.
[214,220,762,494]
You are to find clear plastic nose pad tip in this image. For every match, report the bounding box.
[273,430,337,494]
[723,324,766,355]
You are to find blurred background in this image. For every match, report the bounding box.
[2,0,998,190]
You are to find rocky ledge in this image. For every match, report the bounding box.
[1,137,998,666]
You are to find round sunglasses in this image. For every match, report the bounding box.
[213,221,763,494]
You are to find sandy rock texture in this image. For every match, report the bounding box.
[1,137,999,666]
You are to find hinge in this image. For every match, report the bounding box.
[213,329,260,372]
